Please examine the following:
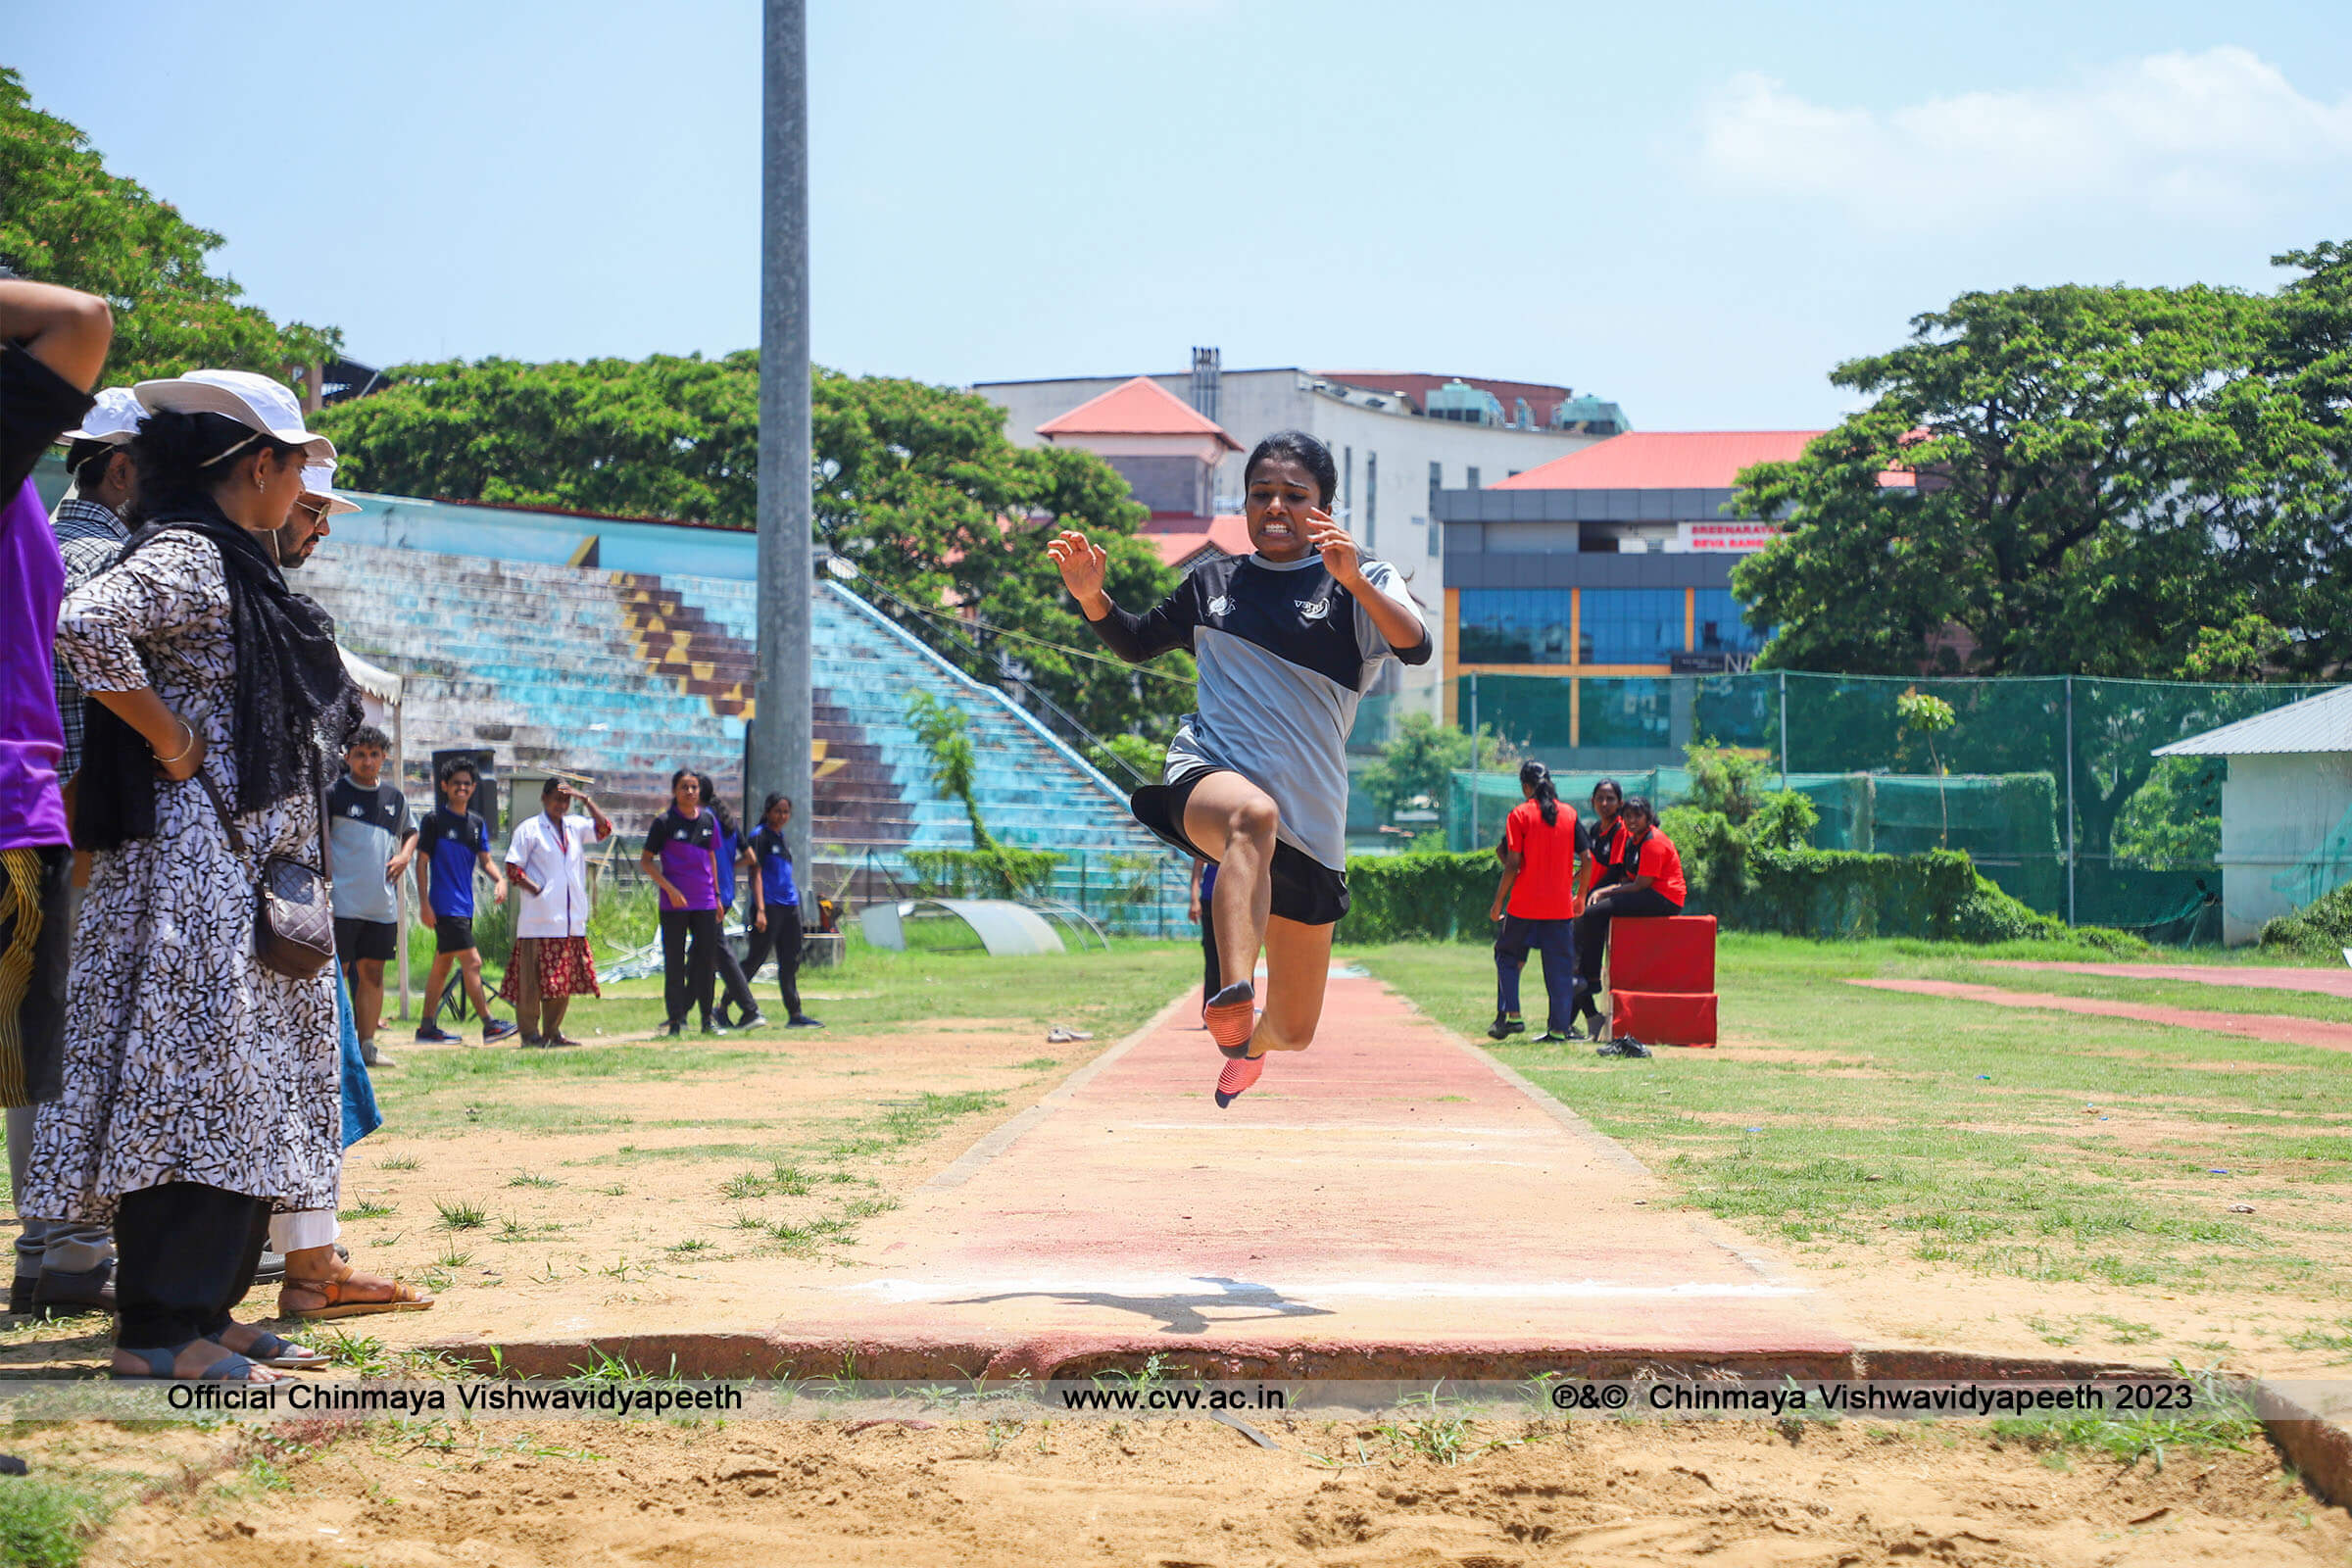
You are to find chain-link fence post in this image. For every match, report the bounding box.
[2064,675,2077,927]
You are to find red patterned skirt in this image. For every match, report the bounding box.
[499,935,601,1003]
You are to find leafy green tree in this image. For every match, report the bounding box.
[1895,689,1958,846]
[315,356,1195,745]
[906,691,990,850]
[1359,713,1518,821]
[1731,276,2339,682]
[0,67,339,384]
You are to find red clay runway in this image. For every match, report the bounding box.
[1849,978,2352,1054]
[753,972,1848,1378]
[1987,960,2352,1001]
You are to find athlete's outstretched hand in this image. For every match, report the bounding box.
[1305,510,1363,586]
[1047,528,1110,613]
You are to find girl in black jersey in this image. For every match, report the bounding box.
[1049,431,1429,1106]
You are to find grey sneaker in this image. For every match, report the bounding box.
[360,1040,396,1068]
[1595,1037,1654,1059]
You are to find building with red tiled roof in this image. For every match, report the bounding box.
[1038,376,1243,521]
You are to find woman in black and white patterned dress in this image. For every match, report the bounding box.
[26,371,357,1382]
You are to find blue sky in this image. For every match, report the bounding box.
[11,0,2351,427]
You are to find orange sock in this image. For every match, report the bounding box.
[1204,981,1255,1055]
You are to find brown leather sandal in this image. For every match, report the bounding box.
[277,1262,436,1321]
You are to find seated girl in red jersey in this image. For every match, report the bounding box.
[1568,778,1627,1039]
[1578,796,1685,1051]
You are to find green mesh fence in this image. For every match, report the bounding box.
[1445,672,2337,940]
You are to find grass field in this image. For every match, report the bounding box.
[1348,933,2352,1364]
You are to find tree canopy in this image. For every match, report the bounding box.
[1731,252,2352,683]
[313,355,1195,746]
[0,67,339,384]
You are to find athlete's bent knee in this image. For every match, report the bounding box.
[1230,795,1279,841]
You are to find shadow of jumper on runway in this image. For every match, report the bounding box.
[945,1276,1336,1336]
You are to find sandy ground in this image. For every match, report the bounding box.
[48,1414,2349,1567]
[0,1017,1094,1374]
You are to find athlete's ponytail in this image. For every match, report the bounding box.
[1520,760,1559,827]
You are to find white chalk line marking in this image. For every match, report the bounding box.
[839,1276,1809,1304]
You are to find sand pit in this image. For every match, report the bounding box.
[53,1415,2348,1567]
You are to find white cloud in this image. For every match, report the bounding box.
[1700,47,2352,228]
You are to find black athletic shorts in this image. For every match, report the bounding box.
[432,915,476,955]
[334,916,397,963]
[1129,770,1348,927]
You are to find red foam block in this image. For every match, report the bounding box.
[1611,989,1718,1048]
[1609,915,1717,994]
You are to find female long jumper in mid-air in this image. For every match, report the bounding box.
[1048,429,1431,1106]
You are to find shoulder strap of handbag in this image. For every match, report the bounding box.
[196,769,325,876]
[197,769,249,857]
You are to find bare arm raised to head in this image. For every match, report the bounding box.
[0,278,112,392]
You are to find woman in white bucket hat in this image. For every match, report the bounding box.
[24,369,368,1380]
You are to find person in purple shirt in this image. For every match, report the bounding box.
[639,768,726,1037]
[0,271,112,1320]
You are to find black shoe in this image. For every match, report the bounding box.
[415,1023,460,1045]
[1536,1030,1572,1044]
[703,1018,733,1036]
[1594,1037,1654,1059]
[786,1014,824,1029]
[32,1261,115,1318]
[1488,1013,1525,1041]
[738,1011,770,1031]
[8,1276,31,1316]
[662,1019,685,1038]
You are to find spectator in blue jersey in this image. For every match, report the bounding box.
[699,773,765,1032]
[327,724,416,1066]
[413,758,515,1045]
[639,768,725,1037]
[741,792,821,1028]
[1052,429,1430,1107]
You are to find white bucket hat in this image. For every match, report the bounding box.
[58,387,147,447]
[132,368,336,466]
[300,463,361,517]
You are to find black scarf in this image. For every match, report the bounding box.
[74,504,361,852]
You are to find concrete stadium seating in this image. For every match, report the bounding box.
[303,541,1191,932]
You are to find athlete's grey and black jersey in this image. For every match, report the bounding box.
[1087,552,1430,870]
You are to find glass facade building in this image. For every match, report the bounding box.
[1456,586,1766,667]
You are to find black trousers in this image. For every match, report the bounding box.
[711,900,760,1024]
[1494,914,1578,1033]
[741,905,805,1018]
[660,907,720,1029]
[1199,900,1220,1003]
[114,1182,270,1349]
[1573,888,1684,1017]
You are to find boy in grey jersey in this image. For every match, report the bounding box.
[1053,430,1428,1107]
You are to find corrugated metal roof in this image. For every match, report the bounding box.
[2154,685,2352,757]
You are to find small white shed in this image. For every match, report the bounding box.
[2155,687,2352,945]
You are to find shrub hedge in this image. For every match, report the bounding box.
[2259,880,2352,958]
[1334,845,2145,951]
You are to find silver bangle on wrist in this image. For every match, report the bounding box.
[156,720,198,767]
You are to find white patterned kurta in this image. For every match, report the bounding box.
[24,532,341,1225]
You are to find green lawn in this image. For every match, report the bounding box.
[1347,934,2352,1307]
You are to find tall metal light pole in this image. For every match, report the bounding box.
[754,0,814,875]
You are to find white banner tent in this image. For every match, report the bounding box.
[337,648,413,1017]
